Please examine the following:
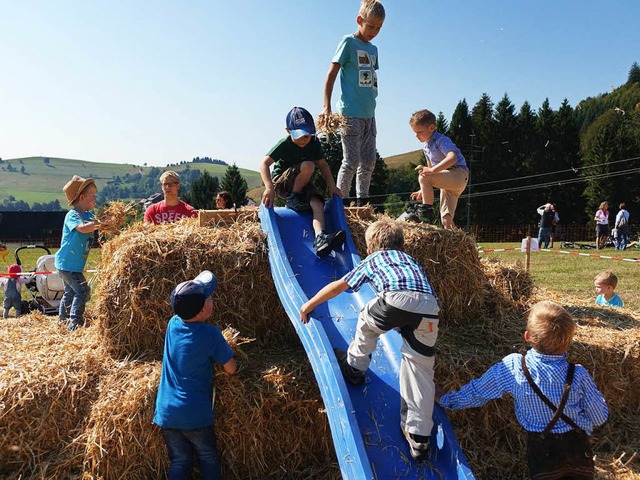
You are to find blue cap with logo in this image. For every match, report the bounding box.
[170,270,218,319]
[286,106,316,140]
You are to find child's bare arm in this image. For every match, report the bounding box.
[260,156,276,207]
[222,357,237,375]
[300,279,350,323]
[320,63,341,121]
[76,221,99,234]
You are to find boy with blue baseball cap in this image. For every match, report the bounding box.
[260,106,346,257]
[154,271,237,480]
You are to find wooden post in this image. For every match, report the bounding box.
[525,225,531,272]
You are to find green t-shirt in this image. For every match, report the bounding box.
[267,136,324,178]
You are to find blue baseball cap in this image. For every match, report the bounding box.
[170,270,218,319]
[286,106,316,140]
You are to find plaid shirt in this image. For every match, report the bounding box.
[439,349,608,434]
[342,250,434,296]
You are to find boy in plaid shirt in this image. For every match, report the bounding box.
[300,219,439,462]
[437,301,608,479]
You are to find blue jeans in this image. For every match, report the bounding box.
[615,232,628,250]
[537,227,551,249]
[57,270,91,329]
[162,427,220,480]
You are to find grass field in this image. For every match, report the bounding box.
[479,242,640,311]
[0,156,263,205]
[383,149,422,169]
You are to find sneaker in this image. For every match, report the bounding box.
[402,203,420,222]
[334,348,365,385]
[314,230,346,257]
[285,192,311,212]
[403,430,430,462]
[415,204,435,223]
[67,320,84,332]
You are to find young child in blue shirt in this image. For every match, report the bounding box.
[437,301,608,479]
[300,219,439,462]
[594,271,624,308]
[55,175,100,331]
[154,271,237,480]
[321,0,385,206]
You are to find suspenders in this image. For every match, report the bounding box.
[520,355,583,434]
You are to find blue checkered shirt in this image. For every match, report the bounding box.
[342,250,434,296]
[439,349,608,434]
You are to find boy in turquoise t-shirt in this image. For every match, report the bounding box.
[55,175,100,331]
[321,0,385,206]
[594,271,624,308]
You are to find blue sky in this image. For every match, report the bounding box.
[1,0,639,171]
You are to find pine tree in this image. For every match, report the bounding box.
[628,61,640,84]
[220,164,248,206]
[186,170,219,209]
[448,99,472,146]
[436,112,449,133]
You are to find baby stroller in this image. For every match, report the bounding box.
[15,245,65,315]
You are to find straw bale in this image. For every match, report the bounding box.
[481,257,536,314]
[346,213,487,323]
[0,313,113,479]
[94,218,292,359]
[78,329,337,479]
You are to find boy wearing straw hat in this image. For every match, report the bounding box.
[437,301,608,480]
[55,176,100,331]
[260,106,346,257]
[300,219,439,462]
[154,271,236,480]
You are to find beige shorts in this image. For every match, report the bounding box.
[425,167,468,218]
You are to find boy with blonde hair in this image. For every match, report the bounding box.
[594,271,623,308]
[55,175,100,331]
[404,109,469,229]
[300,219,439,461]
[321,0,385,206]
[144,171,197,224]
[438,301,608,479]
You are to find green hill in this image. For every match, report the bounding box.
[383,149,423,169]
[0,157,263,205]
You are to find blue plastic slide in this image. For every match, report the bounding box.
[259,196,475,480]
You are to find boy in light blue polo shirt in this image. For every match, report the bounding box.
[594,271,624,308]
[321,0,385,206]
[55,175,100,331]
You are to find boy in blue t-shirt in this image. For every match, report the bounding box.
[321,0,385,206]
[55,175,100,331]
[594,271,624,308]
[300,219,439,462]
[154,271,237,480]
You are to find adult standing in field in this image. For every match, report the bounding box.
[550,204,560,248]
[144,171,198,225]
[536,203,557,249]
[614,202,630,250]
[594,201,609,250]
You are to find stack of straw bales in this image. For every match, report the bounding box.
[2,213,639,479]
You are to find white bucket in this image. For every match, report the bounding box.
[521,238,539,252]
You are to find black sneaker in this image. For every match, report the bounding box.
[334,348,365,385]
[314,230,346,257]
[285,192,311,212]
[403,431,430,462]
[67,320,84,332]
[402,203,420,222]
[416,204,435,223]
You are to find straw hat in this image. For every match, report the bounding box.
[63,175,95,205]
